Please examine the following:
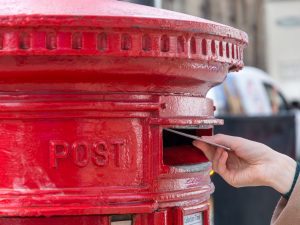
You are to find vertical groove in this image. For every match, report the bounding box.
[160,35,170,52]
[121,33,132,51]
[201,39,207,55]
[226,43,230,58]
[219,41,223,57]
[190,36,197,54]
[19,32,30,50]
[46,32,57,50]
[211,40,216,55]
[72,32,82,50]
[177,36,185,53]
[142,34,151,51]
[97,33,107,51]
[0,33,3,50]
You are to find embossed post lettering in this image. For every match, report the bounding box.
[49,139,129,168]
[49,140,69,168]
[112,140,129,168]
[72,142,90,167]
[92,141,108,167]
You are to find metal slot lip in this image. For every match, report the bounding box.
[173,162,212,173]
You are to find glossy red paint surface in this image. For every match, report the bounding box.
[0,0,247,224]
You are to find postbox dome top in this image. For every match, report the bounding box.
[0,0,247,41]
[0,0,248,95]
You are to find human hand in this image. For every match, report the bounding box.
[193,134,296,195]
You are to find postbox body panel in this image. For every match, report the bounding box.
[0,94,215,218]
[1,118,144,188]
[0,0,247,224]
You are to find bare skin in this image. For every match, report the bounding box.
[193,134,297,195]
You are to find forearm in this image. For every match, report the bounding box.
[265,152,297,195]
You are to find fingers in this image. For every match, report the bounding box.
[202,134,242,150]
[217,150,229,175]
[193,141,215,161]
[212,148,229,179]
[212,148,223,172]
[193,140,229,178]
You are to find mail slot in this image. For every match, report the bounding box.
[0,0,247,224]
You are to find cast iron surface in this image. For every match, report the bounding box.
[0,0,247,224]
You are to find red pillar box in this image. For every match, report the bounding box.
[0,0,247,224]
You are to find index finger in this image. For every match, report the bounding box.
[193,140,217,161]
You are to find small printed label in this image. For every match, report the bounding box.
[184,212,203,225]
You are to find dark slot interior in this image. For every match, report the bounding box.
[163,128,210,166]
[111,214,133,222]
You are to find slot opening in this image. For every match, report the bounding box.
[163,128,212,166]
[111,215,133,225]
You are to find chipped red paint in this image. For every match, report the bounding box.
[0,0,247,224]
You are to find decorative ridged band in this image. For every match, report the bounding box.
[0,28,244,67]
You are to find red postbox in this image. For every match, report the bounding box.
[0,0,247,224]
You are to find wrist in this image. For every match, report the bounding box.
[267,153,296,194]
